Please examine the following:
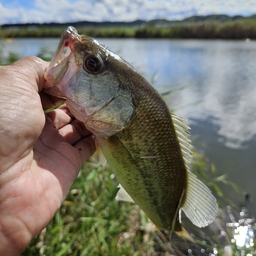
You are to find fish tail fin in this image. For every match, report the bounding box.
[175,227,194,242]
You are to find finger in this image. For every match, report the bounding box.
[59,119,92,145]
[11,56,48,92]
[74,135,96,163]
[46,107,73,130]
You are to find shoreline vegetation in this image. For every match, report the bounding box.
[1,14,256,39]
[22,153,254,256]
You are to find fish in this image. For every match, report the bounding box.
[44,26,218,238]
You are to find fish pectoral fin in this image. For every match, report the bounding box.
[93,139,107,166]
[181,171,218,228]
[115,184,134,203]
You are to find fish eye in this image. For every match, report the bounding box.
[83,55,102,74]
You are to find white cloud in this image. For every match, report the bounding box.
[0,0,256,24]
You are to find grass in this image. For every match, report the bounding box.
[22,161,156,256]
[21,152,249,256]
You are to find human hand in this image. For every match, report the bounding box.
[0,57,95,255]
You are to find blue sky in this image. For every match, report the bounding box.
[0,0,256,25]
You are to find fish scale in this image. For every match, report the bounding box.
[44,26,218,238]
[100,77,187,230]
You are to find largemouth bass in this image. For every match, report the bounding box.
[44,26,218,237]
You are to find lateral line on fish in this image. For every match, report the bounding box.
[140,156,157,159]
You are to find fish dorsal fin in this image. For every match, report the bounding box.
[172,114,218,227]
[116,184,134,203]
[172,114,193,169]
[181,171,218,227]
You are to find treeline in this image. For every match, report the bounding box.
[1,20,144,29]
[0,27,135,38]
[136,21,256,39]
[1,17,256,39]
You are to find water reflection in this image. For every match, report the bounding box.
[159,40,256,149]
[103,39,256,149]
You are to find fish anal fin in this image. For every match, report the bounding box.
[181,171,218,228]
[115,184,134,203]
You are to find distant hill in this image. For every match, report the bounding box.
[183,14,244,22]
[2,14,256,39]
[1,14,256,30]
[1,20,145,29]
[145,14,256,27]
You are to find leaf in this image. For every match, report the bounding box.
[44,102,64,113]
[211,184,224,197]
[211,164,216,175]
[215,175,227,182]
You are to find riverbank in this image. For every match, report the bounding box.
[1,19,256,39]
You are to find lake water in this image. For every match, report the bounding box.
[2,37,256,215]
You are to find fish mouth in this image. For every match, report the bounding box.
[44,26,82,88]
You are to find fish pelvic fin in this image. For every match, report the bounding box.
[181,171,218,228]
[115,184,134,203]
[94,139,107,165]
[172,190,194,242]
[175,227,194,242]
